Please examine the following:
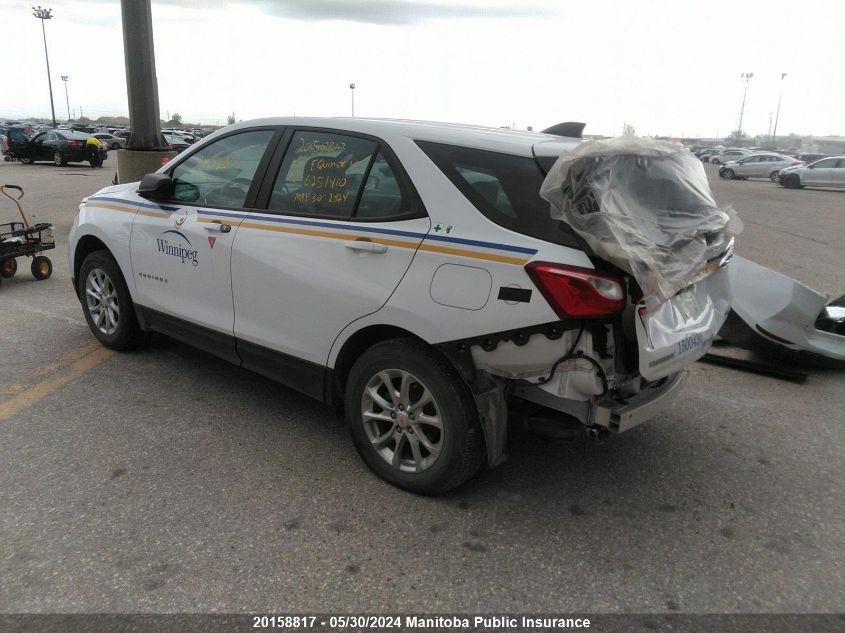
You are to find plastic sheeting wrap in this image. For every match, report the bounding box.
[540,137,742,311]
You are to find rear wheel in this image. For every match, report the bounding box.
[30,256,52,280]
[770,171,781,183]
[722,168,735,180]
[0,258,17,278]
[53,151,66,167]
[345,338,485,495]
[710,157,720,165]
[783,174,802,188]
[78,250,147,350]
[111,142,120,150]
[17,156,33,165]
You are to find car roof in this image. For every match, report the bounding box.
[221,117,582,158]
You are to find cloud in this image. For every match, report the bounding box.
[95,0,555,25]
[254,0,556,25]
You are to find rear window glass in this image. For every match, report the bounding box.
[416,141,580,249]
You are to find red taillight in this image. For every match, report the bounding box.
[525,262,625,318]
[67,140,81,147]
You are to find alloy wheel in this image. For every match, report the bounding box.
[85,268,120,335]
[361,369,443,473]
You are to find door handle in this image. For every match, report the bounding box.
[344,240,388,254]
[203,222,231,233]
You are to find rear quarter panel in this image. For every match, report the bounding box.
[328,136,593,366]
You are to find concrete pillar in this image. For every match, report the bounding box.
[118,0,172,183]
[115,150,177,185]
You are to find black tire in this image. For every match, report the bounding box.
[783,174,802,189]
[345,338,485,495]
[53,151,66,167]
[78,250,147,350]
[0,258,17,278]
[111,143,120,150]
[723,168,735,180]
[710,157,720,165]
[770,171,781,183]
[30,256,52,280]
[17,156,33,165]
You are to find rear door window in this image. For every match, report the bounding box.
[416,140,581,249]
[267,131,378,218]
[355,151,409,219]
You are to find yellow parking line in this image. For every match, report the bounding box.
[0,342,113,422]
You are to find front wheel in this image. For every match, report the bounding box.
[783,174,802,188]
[722,168,735,180]
[30,256,52,280]
[345,339,485,495]
[78,250,147,350]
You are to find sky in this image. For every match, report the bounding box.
[1,0,843,138]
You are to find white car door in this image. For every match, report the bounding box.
[230,128,429,398]
[128,128,279,362]
[802,157,838,186]
[832,159,845,187]
[734,155,758,176]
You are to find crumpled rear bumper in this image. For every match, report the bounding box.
[512,371,686,434]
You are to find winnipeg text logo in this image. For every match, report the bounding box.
[156,230,199,267]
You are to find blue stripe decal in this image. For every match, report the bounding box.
[89,195,180,213]
[423,233,537,254]
[197,209,538,255]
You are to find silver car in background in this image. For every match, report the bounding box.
[779,156,845,189]
[719,153,802,182]
[708,148,753,165]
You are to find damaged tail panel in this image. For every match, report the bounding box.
[726,256,845,362]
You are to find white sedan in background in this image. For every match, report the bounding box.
[779,156,845,189]
[719,153,802,182]
[708,148,754,165]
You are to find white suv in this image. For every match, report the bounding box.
[69,118,732,494]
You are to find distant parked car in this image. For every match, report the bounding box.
[696,148,721,162]
[0,126,31,161]
[708,149,754,165]
[15,130,107,166]
[163,133,190,153]
[92,133,126,150]
[789,153,827,164]
[778,156,845,189]
[719,153,802,182]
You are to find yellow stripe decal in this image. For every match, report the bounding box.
[87,202,137,214]
[417,242,528,266]
[93,204,528,266]
[236,219,528,265]
[87,202,168,219]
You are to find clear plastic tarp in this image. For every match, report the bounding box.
[540,137,742,310]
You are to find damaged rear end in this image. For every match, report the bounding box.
[464,137,738,448]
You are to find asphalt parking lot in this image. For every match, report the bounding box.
[0,159,843,614]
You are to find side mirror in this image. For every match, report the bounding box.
[138,172,175,200]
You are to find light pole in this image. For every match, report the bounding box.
[349,83,355,117]
[32,6,57,128]
[772,73,787,144]
[737,72,753,137]
[61,75,70,121]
